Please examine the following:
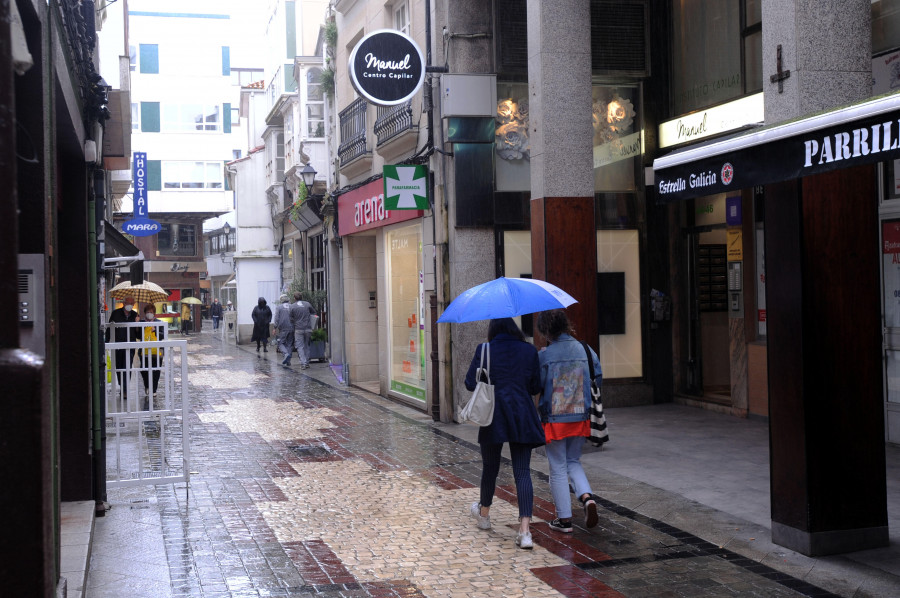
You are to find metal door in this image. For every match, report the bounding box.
[880,219,900,444]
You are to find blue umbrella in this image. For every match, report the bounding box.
[436,277,578,323]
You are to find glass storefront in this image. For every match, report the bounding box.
[387,223,426,402]
[501,229,643,379]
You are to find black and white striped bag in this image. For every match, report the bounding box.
[581,341,609,447]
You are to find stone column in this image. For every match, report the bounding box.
[763,0,871,123]
[762,0,887,555]
[527,0,598,345]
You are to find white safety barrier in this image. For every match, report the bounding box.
[105,321,189,488]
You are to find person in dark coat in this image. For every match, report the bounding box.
[105,295,139,402]
[210,298,224,329]
[250,297,272,353]
[464,317,544,550]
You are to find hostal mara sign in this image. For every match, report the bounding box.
[349,29,425,106]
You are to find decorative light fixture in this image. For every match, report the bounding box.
[223,222,231,235]
[300,163,317,188]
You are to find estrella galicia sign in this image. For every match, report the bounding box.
[349,29,425,106]
[123,151,161,237]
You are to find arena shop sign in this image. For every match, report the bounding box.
[349,29,425,106]
[653,96,900,203]
[337,178,422,236]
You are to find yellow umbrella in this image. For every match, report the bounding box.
[180,297,202,305]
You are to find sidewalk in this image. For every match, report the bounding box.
[84,329,899,597]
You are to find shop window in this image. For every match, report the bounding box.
[500,229,643,379]
[387,224,426,402]
[671,0,762,115]
[158,224,196,257]
[592,85,640,195]
[282,241,294,283]
[495,82,530,192]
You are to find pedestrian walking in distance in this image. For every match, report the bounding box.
[273,295,294,366]
[464,317,545,549]
[289,291,316,369]
[181,301,192,335]
[536,309,601,533]
[139,304,165,409]
[251,297,272,353]
[210,298,223,329]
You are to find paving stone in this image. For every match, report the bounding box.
[91,331,858,598]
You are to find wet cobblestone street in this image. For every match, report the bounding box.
[87,332,852,597]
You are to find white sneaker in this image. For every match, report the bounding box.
[515,531,533,549]
[469,502,491,530]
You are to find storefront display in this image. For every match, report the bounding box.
[387,224,425,401]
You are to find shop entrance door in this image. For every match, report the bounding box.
[686,226,731,400]
[880,218,900,444]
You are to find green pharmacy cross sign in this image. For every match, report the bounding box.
[384,164,428,210]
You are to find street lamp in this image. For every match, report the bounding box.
[300,163,317,189]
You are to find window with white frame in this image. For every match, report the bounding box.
[131,103,140,130]
[129,45,137,71]
[162,104,221,132]
[307,68,324,137]
[162,161,224,189]
[230,67,265,87]
[393,1,410,35]
[309,233,326,293]
[158,224,196,256]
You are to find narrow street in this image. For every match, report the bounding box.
[85,330,861,598]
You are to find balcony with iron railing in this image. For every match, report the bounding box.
[374,101,419,164]
[375,101,414,145]
[338,98,371,176]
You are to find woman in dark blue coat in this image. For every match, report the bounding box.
[464,318,544,549]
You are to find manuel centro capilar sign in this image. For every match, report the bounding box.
[349,29,424,106]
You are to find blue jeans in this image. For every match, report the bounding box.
[212,316,220,329]
[546,436,592,519]
[479,442,534,519]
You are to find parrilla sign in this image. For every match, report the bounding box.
[653,98,900,203]
[348,29,425,106]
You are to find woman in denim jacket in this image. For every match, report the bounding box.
[536,310,601,533]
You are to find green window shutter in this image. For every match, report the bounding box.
[223,102,232,134]
[285,66,296,92]
[222,46,231,76]
[224,161,231,190]
[285,1,296,59]
[139,44,159,74]
[147,160,161,191]
[140,102,160,132]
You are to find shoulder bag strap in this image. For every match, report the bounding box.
[581,341,595,383]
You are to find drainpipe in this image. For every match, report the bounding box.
[89,171,105,512]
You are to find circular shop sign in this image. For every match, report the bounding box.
[349,29,425,106]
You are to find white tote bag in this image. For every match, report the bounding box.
[460,343,495,426]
